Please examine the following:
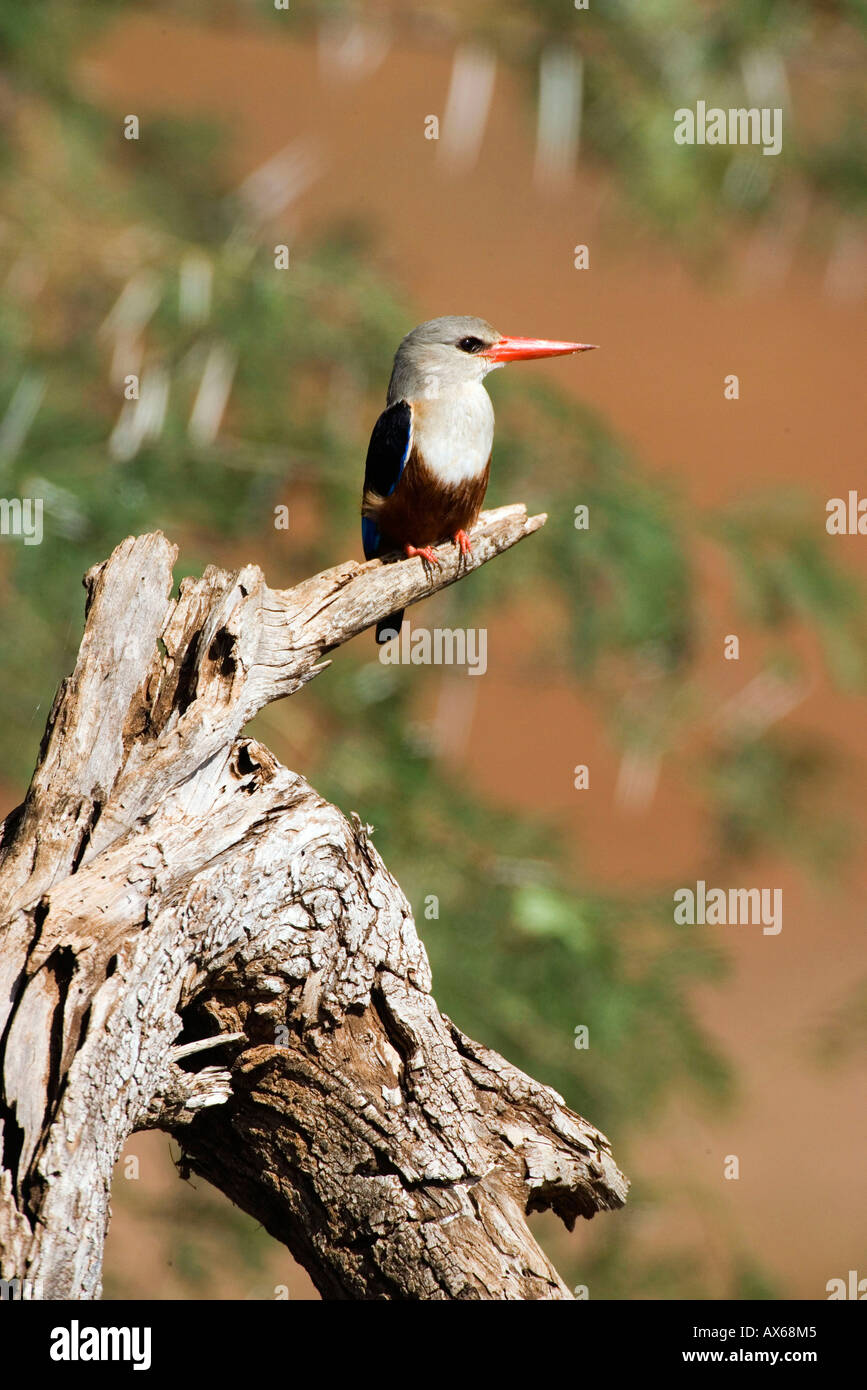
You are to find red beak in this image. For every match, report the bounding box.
[482,336,597,363]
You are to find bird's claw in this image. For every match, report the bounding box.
[453,529,473,558]
[405,543,440,566]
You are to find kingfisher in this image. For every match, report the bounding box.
[361,315,595,642]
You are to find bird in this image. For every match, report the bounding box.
[361,315,596,642]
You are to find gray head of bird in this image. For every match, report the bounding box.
[387,314,596,403]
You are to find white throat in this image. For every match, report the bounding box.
[412,383,494,487]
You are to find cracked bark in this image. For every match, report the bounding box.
[0,505,628,1301]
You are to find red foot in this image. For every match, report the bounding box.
[405,543,440,566]
[453,529,473,558]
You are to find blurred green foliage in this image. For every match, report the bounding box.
[1,0,864,1300]
[283,0,867,241]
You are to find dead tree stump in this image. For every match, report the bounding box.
[0,505,628,1300]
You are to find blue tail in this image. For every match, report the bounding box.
[376,612,403,645]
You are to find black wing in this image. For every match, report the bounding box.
[361,399,412,559]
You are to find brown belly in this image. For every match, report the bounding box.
[363,449,491,550]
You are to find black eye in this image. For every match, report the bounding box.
[457,336,485,353]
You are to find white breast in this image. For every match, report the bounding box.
[413,384,494,487]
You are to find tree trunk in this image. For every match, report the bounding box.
[0,506,628,1300]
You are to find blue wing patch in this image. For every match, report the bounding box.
[361,400,412,559]
[361,516,379,557]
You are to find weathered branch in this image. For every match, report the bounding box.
[0,504,627,1300]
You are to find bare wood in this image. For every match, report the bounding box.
[0,505,627,1300]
